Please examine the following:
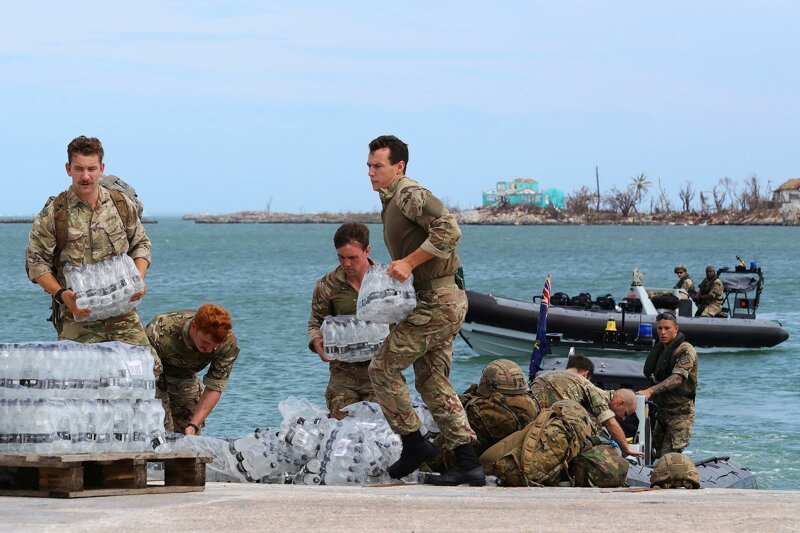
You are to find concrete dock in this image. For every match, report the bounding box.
[1,483,799,532]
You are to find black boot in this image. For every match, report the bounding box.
[427,443,486,486]
[387,430,438,479]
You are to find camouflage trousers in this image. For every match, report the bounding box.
[653,402,695,457]
[60,310,172,430]
[368,287,476,451]
[698,301,723,317]
[160,373,203,434]
[326,360,376,420]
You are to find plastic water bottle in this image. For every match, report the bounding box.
[110,399,134,451]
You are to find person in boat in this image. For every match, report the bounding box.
[307,222,377,420]
[529,355,642,457]
[673,264,696,295]
[366,134,484,486]
[695,265,724,317]
[637,312,698,458]
[146,304,239,434]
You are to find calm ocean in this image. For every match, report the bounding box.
[1,219,798,489]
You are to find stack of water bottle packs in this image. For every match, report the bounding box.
[64,253,145,321]
[0,341,165,453]
[162,396,440,485]
[321,315,390,362]
[356,264,417,324]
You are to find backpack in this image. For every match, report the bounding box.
[427,387,540,473]
[462,388,541,457]
[479,399,594,487]
[100,175,144,219]
[569,440,630,487]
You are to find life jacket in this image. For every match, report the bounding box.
[643,333,697,405]
[479,399,594,487]
[569,439,630,487]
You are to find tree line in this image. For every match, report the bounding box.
[566,174,776,218]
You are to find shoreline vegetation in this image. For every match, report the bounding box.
[181,205,796,226]
[184,174,799,225]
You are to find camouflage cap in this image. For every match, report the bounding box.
[674,264,686,273]
[650,453,701,489]
[477,359,528,396]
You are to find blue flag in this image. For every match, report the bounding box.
[528,276,551,380]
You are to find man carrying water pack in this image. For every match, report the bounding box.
[638,312,698,457]
[307,222,377,419]
[25,135,168,425]
[366,135,484,486]
[146,304,239,434]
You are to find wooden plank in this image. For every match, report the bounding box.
[39,466,83,493]
[164,458,206,487]
[0,451,212,468]
[0,451,210,498]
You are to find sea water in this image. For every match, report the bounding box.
[1,219,798,489]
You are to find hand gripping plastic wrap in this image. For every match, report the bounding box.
[356,264,417,324]
[63,253,145,321]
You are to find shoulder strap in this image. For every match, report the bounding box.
[52,189,130,274]
[108,188,131,227]
[53,192,69,272]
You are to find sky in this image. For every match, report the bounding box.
[1,1,798,216]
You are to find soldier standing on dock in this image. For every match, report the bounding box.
[24,136,168,423]
[366,134,484,486]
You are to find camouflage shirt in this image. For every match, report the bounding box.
[674,275,695,292]
[307,261,375,351]
[146,310,240,392]
[379,176,461,290]
[26,186,151,287]
[530,370,615,426]
[698,276,724,304]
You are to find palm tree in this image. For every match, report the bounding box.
[630,173,652,213]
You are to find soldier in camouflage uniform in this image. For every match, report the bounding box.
[25,136,165,402]
[695,265,724,317]
[638,312,698,458]
[366,135,484,486]
[431,359,540,472]
[673,264,695,294]
[530,354,642,457]
[308,223,377,419]
[146,304,239,434]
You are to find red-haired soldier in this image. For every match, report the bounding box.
[146,304,240,434]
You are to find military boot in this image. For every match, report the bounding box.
[427,443,486,486]
[387,430,438,479]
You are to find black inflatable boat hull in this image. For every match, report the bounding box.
[465,290,789,349]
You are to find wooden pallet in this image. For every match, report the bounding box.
[0,451,213,498]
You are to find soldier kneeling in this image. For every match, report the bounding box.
[430,359,540,472]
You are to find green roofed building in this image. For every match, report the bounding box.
[482,178,565,209]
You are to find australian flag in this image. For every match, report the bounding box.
[528,276,551,381]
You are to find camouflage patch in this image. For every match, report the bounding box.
[368,288,474,450]
[163,374,202,434]
[654,403,695,457]
[325,362,376,420]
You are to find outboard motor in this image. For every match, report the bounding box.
[595,294,616,311]
[570,292,592,308]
